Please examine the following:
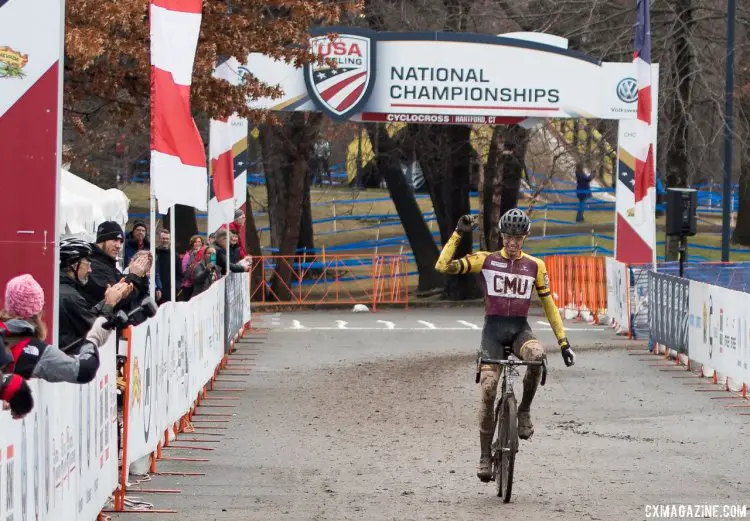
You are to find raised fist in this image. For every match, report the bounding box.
[456,214,478,234]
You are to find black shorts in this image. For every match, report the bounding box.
[479,316,537,360]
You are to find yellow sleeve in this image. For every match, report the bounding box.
[434,231,488,275]
[532,257,567,343]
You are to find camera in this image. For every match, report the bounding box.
[61,298,159,353]
[102,297,159,330]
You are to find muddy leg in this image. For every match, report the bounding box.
[517,340,546,439]
[477,365,499,481]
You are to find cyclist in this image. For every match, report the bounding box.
[435,208,576,482]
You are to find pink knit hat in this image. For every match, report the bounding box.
[4,274,45,319]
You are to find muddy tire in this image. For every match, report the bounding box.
[496,394,517,502]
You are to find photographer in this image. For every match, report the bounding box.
[1,274,111,384]
[58,238,133,351]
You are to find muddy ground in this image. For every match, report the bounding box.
[114,309,750,521]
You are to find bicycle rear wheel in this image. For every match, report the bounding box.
[496,394,518,502]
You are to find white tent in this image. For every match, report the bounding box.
[59,169,130,242]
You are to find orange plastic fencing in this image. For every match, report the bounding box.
[544,255,607,323]
[249,254,409,309]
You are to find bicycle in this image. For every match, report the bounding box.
[478,348,547,503]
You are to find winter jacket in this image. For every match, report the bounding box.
[229,222,247,257]
[230,244,241,263]
[82,245,148,313]
[216,248,246,277]
[155,246,182,303]
[1,319,99,384]
[191,261,219,297]
[575,170,595,200]
[58,273,115,351]
[124,233,150,267]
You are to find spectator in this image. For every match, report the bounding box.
[207,233,216,246]
[1,274,110,384]
[214,229,250,276]
[124,221,150,267]
[181,235,205,274]
[58,238,133,351]
[191,245,221,297]
[0,373,34,419]
[575,163,596,223]
[229,231,241,263]
[82,221,152,313]
[155,229,182,304]
[228,210,248,258]
[178,235,206,300]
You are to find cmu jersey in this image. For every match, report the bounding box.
[477,252,547,316]
[434,231,566,342]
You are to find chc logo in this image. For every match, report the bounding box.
[617,77,638,103]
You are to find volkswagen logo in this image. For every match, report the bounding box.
[617,77,638,103]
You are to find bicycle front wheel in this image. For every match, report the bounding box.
[496,394,518,502]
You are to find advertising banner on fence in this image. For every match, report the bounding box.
[225,272,250,351]
[127,278,226,469]
[648,271,689,354]
[605,257,629,332]
[688,281,750,389]
[244,27,643,123]
[0,335,118,521]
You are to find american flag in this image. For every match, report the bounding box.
[633,0,654,207]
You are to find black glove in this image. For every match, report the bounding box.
[455,214,478,234]
[559,338,576,367]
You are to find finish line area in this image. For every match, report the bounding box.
[109,307,749,521]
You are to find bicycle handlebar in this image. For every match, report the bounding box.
[478,357,548,387]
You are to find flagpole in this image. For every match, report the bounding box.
[170,205,176,301]
[149,189,156,299]
[721,0,736,262]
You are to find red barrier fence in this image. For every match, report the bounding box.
[249,254,410,309]
[545,255,607,323]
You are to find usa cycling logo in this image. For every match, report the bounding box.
[304,28,377,121]
[616,77,638,104]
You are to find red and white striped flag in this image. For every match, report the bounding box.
[208,57,247,233]
[150,0,207,213]
[633,0,654,219]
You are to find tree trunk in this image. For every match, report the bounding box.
[413,125,451,243]
[443,125,480,300]
[243,186,264,299]
[497,125,529,250]
[269,113,325,301]
[477,160,486,251]
[663,0,694,261]
[264,112,324,301]
[297,169,315,253]
[260,124,285,250]
[732,142,750,245]
[485,127,503,249]
[367,123,443,293]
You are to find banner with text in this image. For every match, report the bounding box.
[0,336,118,521]
[126,278,226,469]
[648,271,689,354]
[244,27,644,124]
[687,281,750,390]
[605,257,629,332]
[225,272,250,352]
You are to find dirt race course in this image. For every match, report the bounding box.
[114,309,750,521]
